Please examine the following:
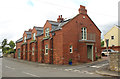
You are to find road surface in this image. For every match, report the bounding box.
[2,57,110,77]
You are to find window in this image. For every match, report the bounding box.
[81,27,87,40]
[24,36,26,42]
[111,36,114,40]
[70,45,73,53]
[32,47,34,55]
[95,47,97,52]
[45,45,48,54]
[23,48,25,55]
[45,28,49,37]
[33,33,36,40]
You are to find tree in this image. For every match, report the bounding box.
[101,41,104,47]
[1,39,7,53]
[2,39,7,48]
[9,40,15,49]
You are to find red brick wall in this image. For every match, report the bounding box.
[61,14,101,64]
[16,6,101,65]
[37,36,44,63]
[16,41,23,58]
[52,30,63,64]
[27,39,32,61]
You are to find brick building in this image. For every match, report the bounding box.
[16,5,101,65]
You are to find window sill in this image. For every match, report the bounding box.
[44,53,48,55]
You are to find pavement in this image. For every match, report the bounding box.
[94,57,120,77]
[96,64,120,77]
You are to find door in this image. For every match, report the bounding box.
[18,49,20,59]
[87,45,93,61]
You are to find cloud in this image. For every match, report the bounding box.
[0,0,119,43]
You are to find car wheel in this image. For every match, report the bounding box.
[102,53,105,56]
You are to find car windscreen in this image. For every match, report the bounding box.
[108,50,111,52]
[103,50,107,52]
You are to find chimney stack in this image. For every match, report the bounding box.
[57,15,64,22]
[78,5,87,14]
[28,29,32,32]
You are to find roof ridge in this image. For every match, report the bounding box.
[48,20,58,23]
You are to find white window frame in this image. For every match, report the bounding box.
[24,36,26,42]
[45,45,48,55]
[70,45,73,53]
[45,28,49,37]
[32,47,34,55]
[33,33,36,40]
[82,27,87,40]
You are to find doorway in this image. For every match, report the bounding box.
[87,45,93,61]
[18,49,20,59]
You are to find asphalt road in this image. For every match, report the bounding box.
[2,57,109,77]
[0,58,2,78]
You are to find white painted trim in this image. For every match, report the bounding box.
[87,44,94,61]
[86,43,94,45]
[92,45,94,61]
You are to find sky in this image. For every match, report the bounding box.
[0,0,119,44]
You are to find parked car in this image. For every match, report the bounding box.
[0,49,3,58]
[101,49,117,56]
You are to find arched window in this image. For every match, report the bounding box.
[24,36,26,42]
[32,47,34,55]
[45,45,48,55]
[45,28,49,37]
[33,33,36,40]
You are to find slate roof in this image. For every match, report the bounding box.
[26,31,31,35]
[34,27,43,36]
[36,32,44,37]
[16,37,23,43]
[50,19,71,32]
[34,27,43,31]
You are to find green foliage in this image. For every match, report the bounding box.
[96,54,98,60]
[9,40,15,49]
[69,59,72,62]
[2,39,7,48]
[1,39,16,54]
[2,47,10,54]
[101,41,104,47]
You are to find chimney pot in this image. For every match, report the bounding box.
[79,5,87,14]
[57,15,64,22]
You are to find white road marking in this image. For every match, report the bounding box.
[64,69,73,71]
[64,69,94,75]
[73,70,80,72]
[83,71,94,74]
[90,63,109,68]
[90,66,101,68]
[5,66,15,70]
[22,71,39,77]
[102,63,109,66]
